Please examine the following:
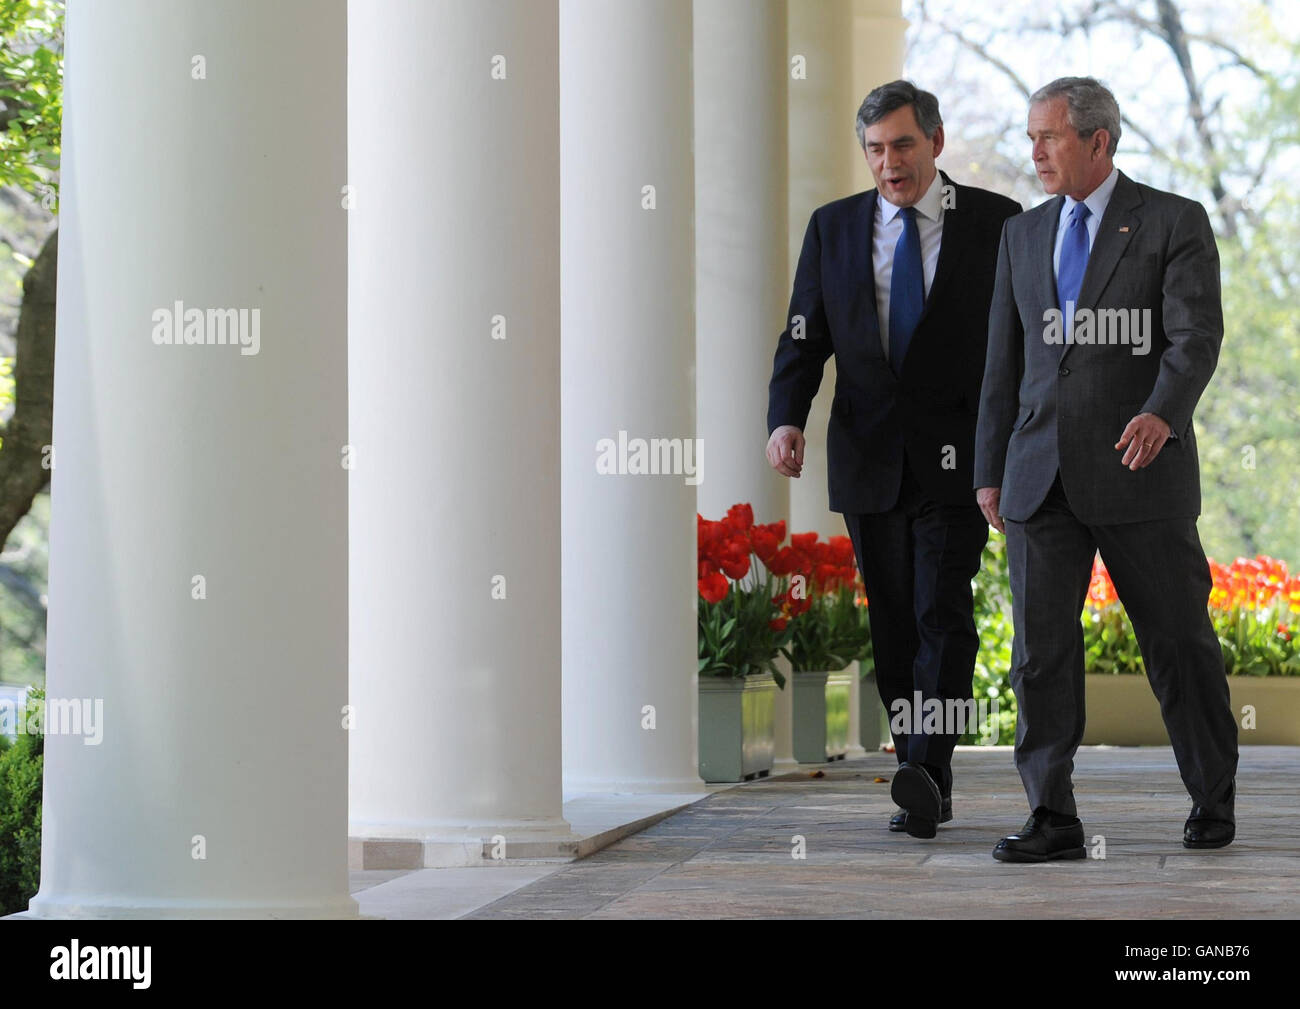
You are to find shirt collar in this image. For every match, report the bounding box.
[879,170,944,225]
[1062,165,1119,223]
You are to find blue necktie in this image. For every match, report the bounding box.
[1056,201,1091,343]
[888,206,923,376]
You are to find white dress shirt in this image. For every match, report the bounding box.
[1052,165,1119,277]
[874,172,944,360]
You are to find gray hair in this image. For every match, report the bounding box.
[855,80,942,149]
[1030,76,1121,156]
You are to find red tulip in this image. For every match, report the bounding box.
[1087,554,1118,608]
[828,535,856,567]
[724,503,754,533]
[719,541,751,580]
[790,531,819,553]
[698,571,730,603]
[748,523,783,565]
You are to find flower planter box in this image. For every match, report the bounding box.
[1082,673,1300,745]
[698,672,777,782]
[792,668,852,763]
[857,665,888,751]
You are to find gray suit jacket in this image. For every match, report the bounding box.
[973,171,1223,525]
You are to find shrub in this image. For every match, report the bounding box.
[0,718,42,916]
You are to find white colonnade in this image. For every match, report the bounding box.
[29,0,905,915]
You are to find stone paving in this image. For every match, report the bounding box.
[463,746,1300,919]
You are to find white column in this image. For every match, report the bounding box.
[846,662,868,758]
[561,0,704,794]
[782,0,904,762]
[785,0,904,543]
[786,0,857,543]
[844,0,904,760]
[30,0,354,917]
[852,0,908,171]
[772,653,799,774]
[770,0,857,768]
[694,0,788,528]
[348,0,574,863]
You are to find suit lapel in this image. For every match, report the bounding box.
[1060,171,1143,364]
[847,189,884,358]
[1073,171,1142,311]
[1034,195,1064,318]
[917,171,968,328]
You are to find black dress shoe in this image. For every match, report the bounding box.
[992,810,1086,863]
[889,797,953,832]
[1183,817,1234,848]
[1184,781,1235,849]
[891,762,942,839]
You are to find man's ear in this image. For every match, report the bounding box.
[930,124,945,159]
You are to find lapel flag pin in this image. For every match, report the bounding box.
[1119,226,1130,232]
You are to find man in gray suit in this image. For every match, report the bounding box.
[974,77,1239,861]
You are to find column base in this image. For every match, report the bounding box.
[349,817,582,869]
[561,774,708,796]
[25,893,360,920]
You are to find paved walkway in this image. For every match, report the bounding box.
[460,746,1299,919]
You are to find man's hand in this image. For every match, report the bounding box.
[767,425,805,478]
[976,486,1004,533]
[1115,412,1172,471]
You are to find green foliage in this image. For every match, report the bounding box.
[0,355,13,410]
[0,0,62,205]
[827,584,871,666]
[1081,603,1300,678]
[1082,606,1146,676]
[0,355,13,450]
[1193,18,1300,564]
[969,532,1017,744]
[0,490,48,686]
[1217,607,1300,676]
[0,686,42,916]
[699,570,792,688]
[782,592,854,674]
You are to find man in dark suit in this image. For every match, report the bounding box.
[974,76,1239,861]
[766,80,1020,839]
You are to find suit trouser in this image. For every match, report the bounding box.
[1004,472,1239,819]
[843,463,989,790]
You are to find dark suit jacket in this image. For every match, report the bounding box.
[973,170,1223,525]
[767,172,1021,514]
